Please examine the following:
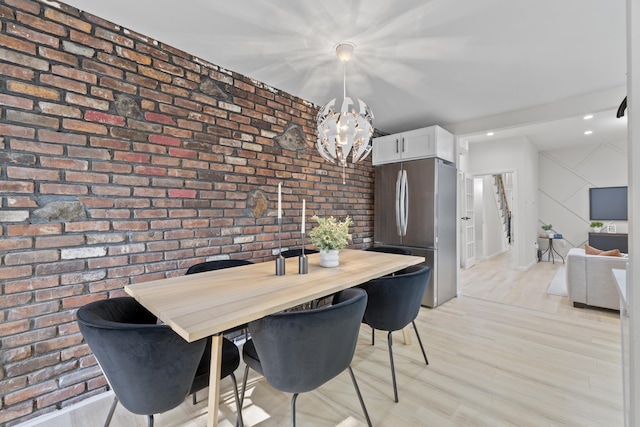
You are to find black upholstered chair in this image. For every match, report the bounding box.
[358,265,431,402]
[240,288,372,427]
[279,248,319,258]
[185,258,253,274]
[77,297,209,427]
[365,246,412,255]
[184,259,252,406]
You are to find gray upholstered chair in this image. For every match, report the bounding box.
[365,246,412,255]
[279,248,319,258]
[358,265,431,402]
[184,259,252,407]
[240,288,373,427]
[77,297,210,427]
[185,258,253,274]
[363,245,414,344]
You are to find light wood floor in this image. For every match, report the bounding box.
[19,252,623,427]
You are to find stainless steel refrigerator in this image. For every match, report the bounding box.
[373,157,457,307]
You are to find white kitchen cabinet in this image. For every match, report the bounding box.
[372,125,455,165]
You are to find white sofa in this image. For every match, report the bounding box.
[566,248,628,310]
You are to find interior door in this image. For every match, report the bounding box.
[373,162,403,245]
[463,175,476,269]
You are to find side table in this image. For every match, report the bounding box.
[540,237,565,264]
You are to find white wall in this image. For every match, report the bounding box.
[468,136,539,270]
[473,177,485,257]
[538,140,628,255]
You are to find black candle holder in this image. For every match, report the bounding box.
[298,232,308,274]
[275,217,285,276]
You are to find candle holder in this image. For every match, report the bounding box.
[298,232,308,274]
[275,217,285,276]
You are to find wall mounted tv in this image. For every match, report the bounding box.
[589,186,628,220]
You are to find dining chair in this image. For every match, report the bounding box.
[363,245,414,344]
[185,258,253,274]
[365,246,412,255]
[358,265,432,402]
[279,248,319,258]
[77,297,210,427]
[184,259,252,406]
[239,288,373,427]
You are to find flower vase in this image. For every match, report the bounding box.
[319,249,340,268]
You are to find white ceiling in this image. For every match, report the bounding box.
[62,0,628,150]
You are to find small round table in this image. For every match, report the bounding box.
[540,237,565,264]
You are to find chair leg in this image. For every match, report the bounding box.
[147,414,154,427]
[371,327,375,345]
[239,364,250,408]
[192,391,197,405]
[229,372,244,427]
[104,395,118,427]
[387,331,399,402]
[412,320,429,365]
[290,393,299,427]
[348,366,373,427]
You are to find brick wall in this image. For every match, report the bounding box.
[0,0,375,424]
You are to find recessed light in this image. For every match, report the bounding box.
[487,132,494,136]
[584,130,593,135]
[583,115,594,120]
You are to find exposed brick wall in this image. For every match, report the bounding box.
[0,0,374,424]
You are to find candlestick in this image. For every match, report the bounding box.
[301,199,305,232]
[275,217,285,276]
[298,231,308,274]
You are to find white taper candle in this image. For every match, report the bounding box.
[277,182,282,219]
[302,199,306,231]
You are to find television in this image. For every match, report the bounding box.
[589,186,628,221]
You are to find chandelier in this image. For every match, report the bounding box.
[316,42,374,183]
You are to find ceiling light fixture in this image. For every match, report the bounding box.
[487,132,494,136]
[583,114,594,120]
[316,42,374,184]
[584,130,593,135]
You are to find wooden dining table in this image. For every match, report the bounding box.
[124,248,425,427]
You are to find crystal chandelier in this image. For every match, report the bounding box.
[316,42,374,183]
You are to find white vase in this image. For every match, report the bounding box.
[319,249,340,267]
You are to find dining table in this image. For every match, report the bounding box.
[124,248,425,427]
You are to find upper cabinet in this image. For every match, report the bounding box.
[372,125,455,165]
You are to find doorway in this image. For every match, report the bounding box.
[472,172,514,263]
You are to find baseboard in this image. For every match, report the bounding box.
[517,258,538,271]
[14,391,114,427]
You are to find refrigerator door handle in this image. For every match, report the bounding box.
[401,169,409,236]
[395,169,402,236]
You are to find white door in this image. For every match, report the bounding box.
[462,175,476,269]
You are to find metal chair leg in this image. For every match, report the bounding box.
[239,364,250,408]
[412,320,429,365]
[147,414,154,427]
[229,372,243,427]
[371,327,375,345]
[291,393,299,427]
[387,331,399,402]
[348,366,373,427]
[192,391,197,405]
[104,395,118,427]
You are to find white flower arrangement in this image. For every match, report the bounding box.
[308,215,353,251]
